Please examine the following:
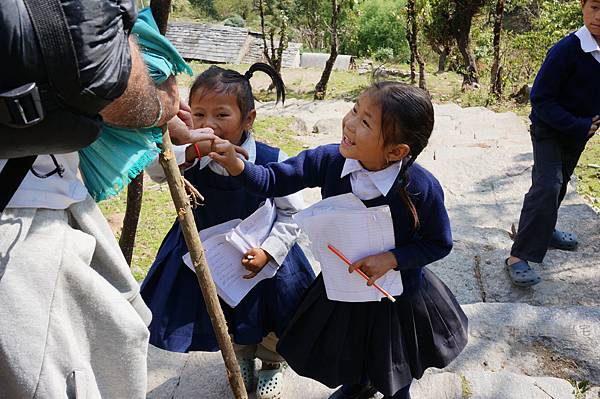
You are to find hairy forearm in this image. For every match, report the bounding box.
[100,36,177,127]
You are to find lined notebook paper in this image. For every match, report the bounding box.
[182,199,279,307]
[294,193,403,302]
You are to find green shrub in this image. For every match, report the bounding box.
[341,0,409,62]
[223,14,245,27]
[373,47,395,62]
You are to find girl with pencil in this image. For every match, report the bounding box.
[207,81,468,399]
[141,63,315,399]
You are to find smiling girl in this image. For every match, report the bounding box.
[142,63,315,399]
[208,81,468,399]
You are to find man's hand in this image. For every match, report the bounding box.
[168,103,217,146]
[208,138,246,176]
[348,252,398,286]
[241,248,272,279]
[588,115,599,138]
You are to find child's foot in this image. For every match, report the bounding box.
[505,257,541,287]
[256,362,284,399]
[238,358,256,392]
[328,384,378,399]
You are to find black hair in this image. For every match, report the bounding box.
[367,81,435,231]
[188,62,285,121]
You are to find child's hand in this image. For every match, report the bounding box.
[241,248,272,279]
[209,138,246,176]
[185,136,250,163]
[589,115,599,138]
[348,252,398,286]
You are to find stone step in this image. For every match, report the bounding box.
[147,345,591,399]
[411,370,577,399]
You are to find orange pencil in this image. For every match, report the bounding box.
[327,244,396,302]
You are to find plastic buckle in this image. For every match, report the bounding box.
[0,82,45,128]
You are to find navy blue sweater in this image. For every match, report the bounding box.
[529,33,600,140]
[235,144,453,292]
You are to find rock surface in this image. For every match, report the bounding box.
[147,100,600,398]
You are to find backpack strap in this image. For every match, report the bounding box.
[0,0,80,213]
[0,156,37,213]
[21,0,81,109]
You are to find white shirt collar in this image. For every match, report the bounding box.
[340,158,403,197]
[198,132,256,175]
[575,26,600,55]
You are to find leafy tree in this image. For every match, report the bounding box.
[314,0,353,100]
[256,0,293,74]
[214,0,254,20]
[342,0,410,61]
[407,0,426,89]
[423,0,455,73]
[290,0,330,50]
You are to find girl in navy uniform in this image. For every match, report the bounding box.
[209,81,468,399]
[141,63,315,399]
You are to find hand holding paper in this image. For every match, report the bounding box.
[348,251,398,286]
[241,248,272,279]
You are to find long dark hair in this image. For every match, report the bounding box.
[188,62,285,120]
[367,81,434,230]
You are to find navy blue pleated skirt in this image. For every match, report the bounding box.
[276,267,468,396]
[141,222,316,352]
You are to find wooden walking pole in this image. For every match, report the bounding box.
[149,1,248,398]
[158,131,248,399]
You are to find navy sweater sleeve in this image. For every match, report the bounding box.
[530,36,593,139]
[236,145,335,197]
[390,170,453,270]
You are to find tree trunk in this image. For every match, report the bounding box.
[490,0,505,97]
[407,11,416,83]
[314,0,340,100]
[407,0,426,90]
[119,174,143,265]
[258,0,287,75]
[454,4,480,87]
[158,131,248,399]
[437,46,450,73]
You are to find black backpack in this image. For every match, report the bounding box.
[0,0,135,212]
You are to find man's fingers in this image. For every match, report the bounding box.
[177,109,193,129]
[188,128,216,143]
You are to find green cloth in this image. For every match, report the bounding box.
[79,8,192,201]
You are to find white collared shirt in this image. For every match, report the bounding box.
[146,133,305,266]
[340,158,403,200]
[0,154,88,209]
[575,25,600,64]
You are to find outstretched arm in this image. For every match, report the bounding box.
[210,139,331,198]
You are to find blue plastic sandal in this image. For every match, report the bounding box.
[239,358,256,392]
[256,363,284,399]
[549,229,578,251]
[505,259,541,287]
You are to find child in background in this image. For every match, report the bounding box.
[209,81,468,399]
[142,63,316,399]
[505,0,600,286]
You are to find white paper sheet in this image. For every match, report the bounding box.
[182,200,278,307]
[294,193,403,302]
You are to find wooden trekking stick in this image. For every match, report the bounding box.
[150,2,247,398]
[158,132,248,399]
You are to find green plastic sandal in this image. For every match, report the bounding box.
[256,363,284,399]
[238,358,256,392]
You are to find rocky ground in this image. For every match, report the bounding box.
[147,99,600,399]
